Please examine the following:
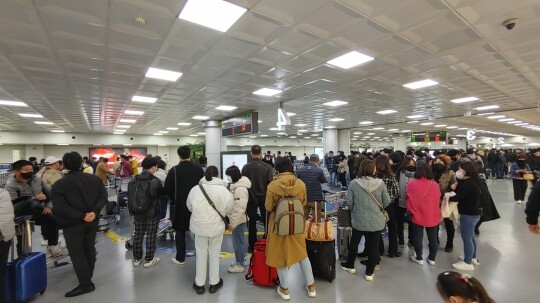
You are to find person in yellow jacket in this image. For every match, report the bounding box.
[129,155,139,176]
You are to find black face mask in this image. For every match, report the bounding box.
[406,166,416,172]
[20,172,34,180]
[517,159,525,163]
[433,163,445,171]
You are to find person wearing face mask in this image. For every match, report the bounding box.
[127,157,164,268]
[447,150,462,173]
[224,165,251,274]
[447,162,482,271]
[510,154,532,204]
[397,155,416,247]
[5,160,61,257]
[432,155,457,252]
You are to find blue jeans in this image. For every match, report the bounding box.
[459,215,481,264]
[277,257,315,289]
[329,171,337,186]
[232,223,247,264]
[159,195,169,219]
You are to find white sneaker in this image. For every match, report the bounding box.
[459,256,480,266]
[517,200,522,204]
[133,259,142,267]
[277,286,290,300]
[427,259,436,266]
[143,258,160,268]
[452,260,474,271]
[40,238,48,246]
[172,258,185,265]
[305,285,316,298]
[340,264,357,274]
[410,255,424,265]
[47,245,62,257]
[365,274,374,282]
[227,263,245,273]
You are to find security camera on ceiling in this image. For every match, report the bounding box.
[502,18,519,30]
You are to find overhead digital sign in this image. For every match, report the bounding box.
[411,131,448,143]
[221,111,258,137]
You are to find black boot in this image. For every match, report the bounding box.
[65,284,95,297]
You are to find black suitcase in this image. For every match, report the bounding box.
[117,191,128,208]
[337,226,352,259]
[305,239,336,283]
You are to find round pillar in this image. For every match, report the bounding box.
[393,134,407,152]
[338,129,351,153]
[204,121,222,171]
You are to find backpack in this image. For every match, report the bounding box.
[246,189,259,220]
[127,175,155,214]
[275,195,304,236]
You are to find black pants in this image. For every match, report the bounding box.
[443,218,455,247]
[0,240,11,303]
[384,203,398,255]
[175,230,187,262]
[16,212,59,256]
[339,173,347,187]
[394,204,406,246]
[248,196,266,252]
[63,221,99,287]
[410,223,438,261]
[344,229,381,276]
[512,179,528,201]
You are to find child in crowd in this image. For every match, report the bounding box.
[436,271,495,303]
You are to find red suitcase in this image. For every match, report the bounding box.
[245,238,278,287]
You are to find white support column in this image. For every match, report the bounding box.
[393,134,407,152]
[338,129,351,153]
[204,121,222,171]
[323,129,338,155]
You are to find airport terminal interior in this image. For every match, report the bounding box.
[1,0,540,302]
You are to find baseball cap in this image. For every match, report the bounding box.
[44,156,60,165]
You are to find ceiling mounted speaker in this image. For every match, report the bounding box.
[135,17,146,25]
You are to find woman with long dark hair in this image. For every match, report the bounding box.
[510,153,531,204]
[436,271,495,303]
[432,155,457,252]
[397,155,416,247]
[375,156,400,257]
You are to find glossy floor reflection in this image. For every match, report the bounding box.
[30,179,539,303]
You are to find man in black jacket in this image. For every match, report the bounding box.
[51,152,107,297]
[164,146,204,265]
[241,145,273,252]
[487,149,500,179]
[297,154,326,218]
[525,180,540,234]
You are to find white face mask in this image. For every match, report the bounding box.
[227,176,232,183]
[456,170,465,179]
[83,164,88,168]
[389,160,393,165]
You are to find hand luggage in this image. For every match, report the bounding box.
[305,201,334,241]
[117,191,128,208]
[337,226,352,259]
[337,207,351,227]
[4,216,47,303]
[245,214,278,287]
[306,239,336,283]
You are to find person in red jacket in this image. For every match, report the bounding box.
[406,162,442,266]
[120,155,133,177]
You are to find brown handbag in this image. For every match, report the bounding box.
[305,201,334,241]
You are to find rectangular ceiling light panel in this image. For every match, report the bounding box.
[19,113,43,118]
[193,116,209,120]
[402,79,439,89]
[34,121,54,125]
[450,97,479,103]
[329,118,344,122]
[0,100,27,107]
[145,68,182,81]
[120,119,136,123]
[475,105,499,110]
[215,105,237,111]
[323,100,348,107]
[178,0,247,32]
[327,51,374,69]
[132,96,158,103]
[253,88,282,96]
[125,110,144,115]
[177,122,192,126]
[376,110,397,115]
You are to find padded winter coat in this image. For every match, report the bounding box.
[228,176,251,230]
[0,189,15,242]
[346,177,391,232]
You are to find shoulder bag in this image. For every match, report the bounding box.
[199,184,229,225]
[361,186,389,223]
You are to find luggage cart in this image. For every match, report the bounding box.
[125,218,175,250]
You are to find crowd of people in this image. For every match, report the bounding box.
[1,144,539,302]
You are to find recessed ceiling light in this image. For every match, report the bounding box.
[499,118,515,122]
[269,127,279,131]
[435,124,447,127]
[304,137,311,139]
[177,122,192,126]
[359,121,373,125]
[215,105,237,111]
[258,120,263,123]
[515,123,529,126]
[323,100,348,107]
[178,0,247,32]
[487,115,505,119]
[276,132,287,135]
[447,126,459,129]
[132,96,157,103]
[197,132,206,135]
[475,105,500,111]
[372,127,385,130]
[324,126,336,129]
[402,79,439,89]
[421,122,434,125]
[253,88,282,97]
[57,144,69,146]
[189,134,198,137]
[159,131,169,134]
[287,112,296,116]
[166,127,179,130]
[113,132,124,135]
[376,110,397,115]
[327,51,375,69]
[367,132,376,135]
[50,130,65,133]
[34,121,54,125]
[507,121,522,124]
[295,124,307,127]
[260,134,268,137]
[153,133,163,136]
[116,125,131,128]
[329,118,344,122]
[19,113,43,118]
[388,129,399,131]
[476,112,495,116]
[450,97,479,103]
[353,132,363,135]
[401,130,411,132]
[298,129,309,132]
[114,129,127,132]
[458,128,468,130]
[407,120,419,123]
[120,119,136,123]
[145,67,182,81]
[193,116,209,120]
[125,110,144,115]
[407,115,424,119]
[0,100,27,107]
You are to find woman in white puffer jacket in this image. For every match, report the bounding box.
[225,166,252,273]
[1,188,15,298]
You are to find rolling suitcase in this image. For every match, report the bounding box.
[245,214,278,287]
[4,216,47,303]
[337,226,352,259]
[305,201,335,283]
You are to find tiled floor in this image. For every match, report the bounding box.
[26,179,539,302]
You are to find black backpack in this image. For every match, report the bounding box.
[127,175,155,214]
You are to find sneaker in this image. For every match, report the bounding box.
[47,245,63,257]
[459,256,480,266]
[410,255,424,265]
[143,258,160,268]
[228,263,245,273]
[277,286,291,300]
[427,259,436,266]
[444,245,453,253]
[132,259,142,267]
[340,263,357,274]
[452,260,474,271]
[40,238,48,246]
[193,283,205,295]
[305,284,316,298]
[517,200,522,204]
[172,258,185,265]
[359,260,381,270]
[365,274,374,282]
[209,278,223,293]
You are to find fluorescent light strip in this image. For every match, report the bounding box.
[475,105,500,111]
[193,116,209,120]
[421,122,434,125]
[178,0,247,32]
[215,105,237,111]
[145,67,182,81]
[34,121,54,125]
[0,100,27,107]
[329,118,344,122]
[294,124,307,127]
[50,130,65,133]
[487,115,505,119]
[116,125,131,129]
[402,79,438,89]
[120,119,136,123]
[166,127,179,130]
[323,100,348,107]
[132,96,157,103]
[125,110,144,115]
[359,121,373,125]
[450,97,479,103]
[19,113,43,118]
[407,115,424,119]
[287,113,296,116]
[376,110,397,115]
[327,51,374,69]
[253,88,282,96]
[177,122,192,126]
